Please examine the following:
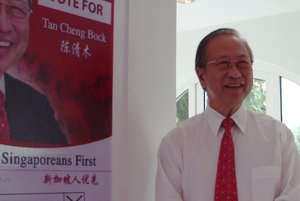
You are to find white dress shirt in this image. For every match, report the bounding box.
[155,105,300,201]
[0,75,5,96]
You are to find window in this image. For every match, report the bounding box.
[177,78,267,123]
[203,78,267,114]
[281,77,300,152]
[176,90,189,124]
[244,78,267,114]
[176,61,300,153]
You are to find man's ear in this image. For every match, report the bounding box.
[195,67,206,90]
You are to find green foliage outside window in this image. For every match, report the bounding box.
[244,79,267,114]
[176,90,189,124]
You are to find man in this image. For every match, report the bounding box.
[155,28,300,200]
[0,0,66,145]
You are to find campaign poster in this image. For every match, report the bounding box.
[0,0,113,201]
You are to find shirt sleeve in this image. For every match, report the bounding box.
[155,136,184,201]
[275,126,300,201]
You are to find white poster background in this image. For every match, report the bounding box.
[0,138,111,201]
[38,0,112,24]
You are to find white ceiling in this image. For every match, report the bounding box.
[177,0,300,32]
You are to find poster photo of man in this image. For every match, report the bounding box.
[0,0,113,147]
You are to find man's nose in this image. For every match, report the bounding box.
[228,63,242,78]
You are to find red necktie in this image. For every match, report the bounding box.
[0,91,10,141]
[215,118,238,201]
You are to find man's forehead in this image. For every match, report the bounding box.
[209,34,240,43]
[3,0,29,4]
[207,35,248,55]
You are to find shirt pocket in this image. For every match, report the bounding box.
[252,166,281,201]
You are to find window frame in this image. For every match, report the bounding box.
[176,60,300,121]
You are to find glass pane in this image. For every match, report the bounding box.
[176,90,189,124]
[244,78,267,114]
[281,77,300,152]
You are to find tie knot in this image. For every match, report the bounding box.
[222,118,234,129]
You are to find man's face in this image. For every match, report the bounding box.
[196,35,253,114]
[0,0,30,74]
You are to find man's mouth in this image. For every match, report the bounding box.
[0,40,11,48]
[225,83,244,88]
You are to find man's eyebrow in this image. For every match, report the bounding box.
[213,55,249,60]
[237,55,250,59]
[13,0,28,5]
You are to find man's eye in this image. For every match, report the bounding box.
[217,61,230,67]
[10,6,27,18]
[237,60,250,67]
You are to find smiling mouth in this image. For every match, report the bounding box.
[225,84,244,88]
[0,40,11,48]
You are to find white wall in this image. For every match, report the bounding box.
[177,11,300,86]
[113,0,176,201]
[113,2,300,201]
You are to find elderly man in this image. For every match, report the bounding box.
[0,0,66,145]
[155,28,300,201]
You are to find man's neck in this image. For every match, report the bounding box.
[208,101,242,117]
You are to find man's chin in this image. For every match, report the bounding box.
[0,61,15,75]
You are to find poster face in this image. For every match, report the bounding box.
[0,0,113,200]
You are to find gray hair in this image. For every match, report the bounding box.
[195,28,253,69]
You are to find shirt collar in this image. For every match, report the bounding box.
[204,104,248,136]
[0,74,5,96]
[231,105,247,135]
